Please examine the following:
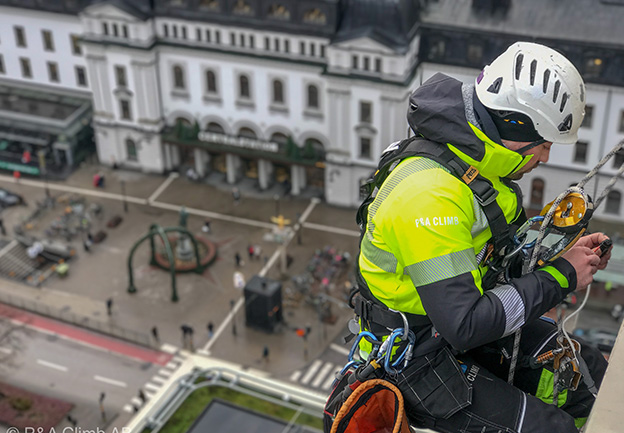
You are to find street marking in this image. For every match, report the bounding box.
[123,404,133,413]
[0,347,12,355]
[37,359,68,372]
[94,375,127,388]
[150,201,274,229]
[152,376,167,384]
[144,382,160,392]
[302,222,359,237]
[330,343,350,356]
[131,397,142,406]
[202,296,244,353]
[289,370,302,382]
[312,362,334,388]
[148,172,179,203]
[0,240,18,259]
[300,360,322,385]
[322,369,339,390]
[165,361,177,369]
[158,368,172,377]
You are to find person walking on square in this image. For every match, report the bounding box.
[232,187,240,206]
[262,345,270,363]
[234,252,241,267]
[207,321,214,339]
[202,219,211,233]
[105,298,113,316]
[247,244,254,261]
[151,326,160,344]
[138,389,147,404]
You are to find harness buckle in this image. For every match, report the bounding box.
[475,187,499,207]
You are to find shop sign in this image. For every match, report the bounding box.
[198,132,279,153]
[0,161,40,175]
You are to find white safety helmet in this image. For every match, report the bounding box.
[475,42,585,144]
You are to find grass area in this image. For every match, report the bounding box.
[156,385,323,433]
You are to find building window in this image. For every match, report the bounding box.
[429,38,446,60]
[42,30,54,51]
[240,34,245,47]
[310,43,315,57]
[582,105,594,128]
[614,149,624,168]
[233,0,252,15]
[115,65,127,87]
[574,141,588,163]
[122,25,129,38]
[206,122,225,134]
[103,22,109,36]
[20,58,31,78]
[126,139,138,161]
[75,66,87,86]
[375,58,382,73]
[70,34,82,55]
[265,37,270,50]
[360,137,372,159]
[284,39,289,53]
[321,45,325,58]
[300,41,305,55]
[605,190,621,214]
[199,0,219,10]
[307,84,319,109]
[363,56,369,71]
[360,101,372,123]
[15,26,27,47]
[113,23,119,37]
[205,70,217,93]
[0,55,4,74]
[585,57,603,78]
[173,26,178,38]
[163,24,169,37]
[250,35,255,48]
[230,32,235,46]
[196,28,202,41]
[272,79,284,104]
[215,30,220,43]
[239,75,250,98]
[303,8,326,25]
[274,38,280,52]
[268,4,290,20]
[238,127,257,139]
[47,62,59,82]
[120,100,132,120]
[181,26,187,39]
[205,29,211,42]
[530,178,545,209]
[467,43,483,65]
[173,65,185,89]
[352,55,358,69]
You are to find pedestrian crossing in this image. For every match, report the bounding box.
[289,360,341,392]
[123,352,187,413]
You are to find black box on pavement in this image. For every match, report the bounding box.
[244,275,282,333]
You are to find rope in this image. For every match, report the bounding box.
[507,139,624,385]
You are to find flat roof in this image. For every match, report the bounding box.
[0,84,88,122]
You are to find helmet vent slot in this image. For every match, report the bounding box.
[553,80,561,103]
[560,93,568,113]
[530,60,537,85]
[515,54,524,80]
[543,69,551,93]
[558,114,573,132]
[487,77,503,94]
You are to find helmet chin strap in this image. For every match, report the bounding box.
[515,139,547,154]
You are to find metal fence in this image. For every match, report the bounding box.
[0,290,153,347]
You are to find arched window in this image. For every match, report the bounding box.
[238,127,257,139]
[126,138,138,161]
[606,190,621,214]
[270,132,288,145]
[206,122,225,134]
[303,8,326,25]
[530,178,545,209]
[272,79,284,104]
[199,0,219,10]
[175,117,191,127]
[205,70,217,93]
[239,75,250,98]
[304,138,325,160]
[268,4,290,20]
[307,84,319,109]
[233,0,252,15]
[173,65,185,89]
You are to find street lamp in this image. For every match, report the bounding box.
[121,180,128,213]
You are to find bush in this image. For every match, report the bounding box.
[9,397,32,412]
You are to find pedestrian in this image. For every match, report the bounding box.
[138,389,147,404]
[232,187,240,206]
[234,252,241,267]
[87,232,94,243]
[202,219,211,233]
[350,41,611,432]
[66,415,77,427]
[0,218,6,236]
[247,244,254,260]
[132,404,139,413]
[151,326,160,344]
[262,345,269,363]
[253,244,262,261]
[207,321,214,338]
[105,298,113,316]
[83,239,90,252]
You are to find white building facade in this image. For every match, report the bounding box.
[1,0,624,221]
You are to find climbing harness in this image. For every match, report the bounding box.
[505,139,624,398]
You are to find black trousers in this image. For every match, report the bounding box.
[396,319,608,433]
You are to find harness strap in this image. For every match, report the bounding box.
[352,293,431,330]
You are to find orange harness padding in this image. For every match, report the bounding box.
[330,379,410,433]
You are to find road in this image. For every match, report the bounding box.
[0,325,170,432]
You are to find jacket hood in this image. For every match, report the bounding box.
[407,73,532,178]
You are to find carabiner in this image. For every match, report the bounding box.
[382,328,416,375]
[347,331,379,363]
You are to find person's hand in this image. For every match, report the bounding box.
[574,232,612,270]
[562,241,601,291]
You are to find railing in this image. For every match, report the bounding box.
[0,290,153,347]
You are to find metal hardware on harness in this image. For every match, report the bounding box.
[552,337,582,405]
